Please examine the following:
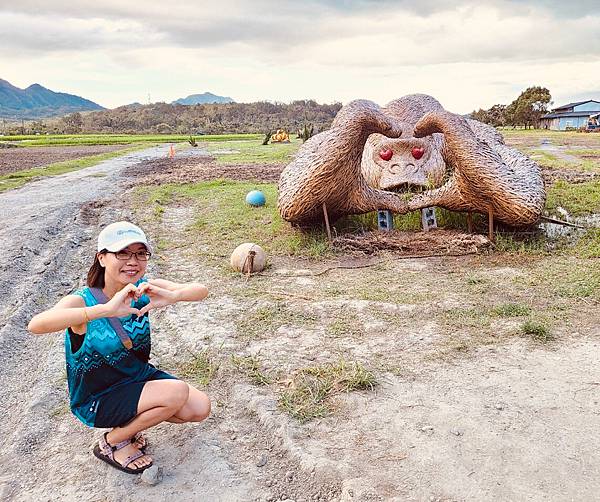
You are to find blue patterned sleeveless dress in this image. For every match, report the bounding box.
[65,277,176,428]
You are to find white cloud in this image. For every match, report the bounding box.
[0,1,598,109]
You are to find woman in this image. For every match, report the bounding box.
[28,221,211,474]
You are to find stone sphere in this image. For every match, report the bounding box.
[230,243,267,273]
[245,190,266,207]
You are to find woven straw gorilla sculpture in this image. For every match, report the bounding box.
[277,94,545,226]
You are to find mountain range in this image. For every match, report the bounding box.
[172,92,235,105]
[0,79,104,119]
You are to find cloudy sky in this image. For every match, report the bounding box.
[1,0,599,112]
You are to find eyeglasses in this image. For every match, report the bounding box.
[109,250,152,261]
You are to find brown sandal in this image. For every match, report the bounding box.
[93,432,152,474]
[132,432,148,451]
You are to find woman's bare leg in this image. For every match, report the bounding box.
[167,383,211,423]
[105,379,189,468]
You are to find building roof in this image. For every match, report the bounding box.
[553,99,600,111]
[541,110,600,119]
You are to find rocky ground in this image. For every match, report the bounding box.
[0,145,599,502]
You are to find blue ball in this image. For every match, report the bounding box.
[245,190,266,207]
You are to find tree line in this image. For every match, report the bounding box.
[12,100,343,135]
[470,86,552,129]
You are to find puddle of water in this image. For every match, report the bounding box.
[212,149,241,154]
[540,212,600,239]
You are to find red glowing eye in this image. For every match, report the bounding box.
[379,148,393,161]
[411,147,425,160]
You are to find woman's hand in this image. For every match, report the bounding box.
[136,282,177,316]
[103,283,142,318]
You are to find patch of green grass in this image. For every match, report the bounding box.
[528,150,575,169]
[443,307,492,328]
[466,274,487,285]
[492,303,532,317]
[573,229,600,258]
[524,258,600,300]
[204,138,301,164]
[342,208,478,233]
[520,320,553,342]
[494,233,548,254]
[546,180,600,216]
[564,150,600,170]
[236,302,318,339]
[231,354,271,385]
[357,288,431,305]
[179,350,219,387]
[326,317,364,338]
[0,133,261,147]
[278,360,376,423]
[0,144,148,192]
[137,179,331,258]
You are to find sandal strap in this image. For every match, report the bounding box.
[112,438,132,451]
[123,449,144,467]
[98,432,113,457]
[100,432,132,452]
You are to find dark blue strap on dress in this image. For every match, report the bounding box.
[88,287,134,350]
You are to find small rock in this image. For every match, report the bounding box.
[256,455,268,467]
[230,434,237,441]
[285,470,294,481]
[421,426,434,433]
[495,403,504,411]
[141,465,163,485]
[450,428,463,436]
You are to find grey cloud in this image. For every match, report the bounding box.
[1,1,599,64]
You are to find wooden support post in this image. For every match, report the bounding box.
[467,212,473,233]
[488,207,495,242]
[322,202,332,242]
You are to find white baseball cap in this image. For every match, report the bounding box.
[97,221,152,253]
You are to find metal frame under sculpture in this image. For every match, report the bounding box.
[277,94,546,228]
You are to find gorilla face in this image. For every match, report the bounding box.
[361,133,447,192]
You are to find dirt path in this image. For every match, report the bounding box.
[0,146,268,501]
[1,145,600,501]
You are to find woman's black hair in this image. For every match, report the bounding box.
[87,251,106,288]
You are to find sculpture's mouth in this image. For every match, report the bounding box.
[386,182,429,194]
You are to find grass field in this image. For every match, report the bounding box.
[0,133,262,147]
[202,138,301,164]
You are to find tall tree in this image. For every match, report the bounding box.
[508,86,552,128]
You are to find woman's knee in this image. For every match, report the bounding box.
[182,391,211,422]
[165,380,190,409]
[192,394,211,422]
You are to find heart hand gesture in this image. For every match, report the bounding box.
[136,281,177,317]
[104,283,142,318]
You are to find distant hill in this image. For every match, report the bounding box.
[42,100,342,135]
[172,92,235,105]
[0,78,104,119]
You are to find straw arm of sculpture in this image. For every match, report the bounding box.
[406,111,546,226]
[278,100,407,223]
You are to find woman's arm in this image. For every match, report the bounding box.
[136,279,208,316]
[147,279,209,302]
[28,283,142,335]
[28,295,106,335]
